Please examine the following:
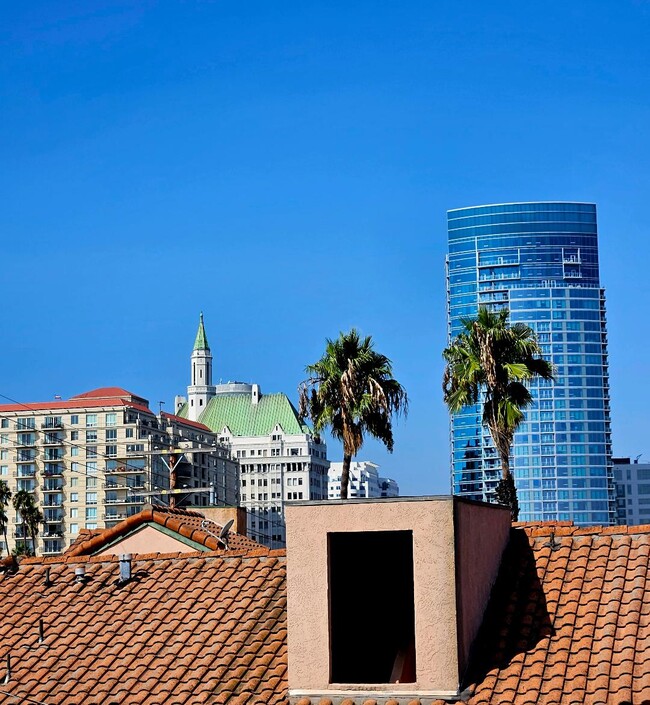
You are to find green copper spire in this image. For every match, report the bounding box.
[193,312,210,351]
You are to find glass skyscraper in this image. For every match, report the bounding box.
[446,202,615,525]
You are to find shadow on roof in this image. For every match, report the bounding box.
[463,527,555,690]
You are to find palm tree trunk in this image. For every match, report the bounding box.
[31,526,37,556]
[500,450,510,481]
[2,528,8,557]
[340,453,352,500]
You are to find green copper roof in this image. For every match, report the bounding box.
[179,393,310,437]
[193,312,209,351]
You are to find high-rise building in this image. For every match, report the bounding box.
[446,202,615,525]
[327,460,400,499]
[176,314,329,547]
[612,456,650,525]
[0,387,238,556]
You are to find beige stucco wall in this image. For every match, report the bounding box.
[454,499,511,678]
[286,498,461,696]
[199,506,248,535]
[95,525,197,556]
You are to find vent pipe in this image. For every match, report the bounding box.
[74,566,86,583]
[119,554,132,583]
[3,654,10,684]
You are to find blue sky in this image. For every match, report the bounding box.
[2,1,649,494]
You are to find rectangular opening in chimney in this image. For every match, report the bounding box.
[328,530,416,684]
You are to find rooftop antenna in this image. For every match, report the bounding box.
[201,518,234,550]
[543,530,561,552]
[635,453,643,464]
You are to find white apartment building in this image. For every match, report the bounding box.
[0,387,238,556]
[613,456,650,525]
[176,314,329,548]
[328,460,400,499]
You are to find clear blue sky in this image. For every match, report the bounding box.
[2,1,649,494]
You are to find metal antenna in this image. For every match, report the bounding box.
[38,619,45,645]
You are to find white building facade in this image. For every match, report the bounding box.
[176,315,329,548]
[328,460,400,500]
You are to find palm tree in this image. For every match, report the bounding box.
[12,490,43,556]
[299,329,408,499]
[0,481,12,557]
[443,307,553,520]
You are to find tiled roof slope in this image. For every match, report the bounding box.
[65,505,266,557]
[181,393,310,437]
[464,523,650,704]
[0,549,287,705]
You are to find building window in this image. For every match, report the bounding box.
[70,524,79,535]
[70,493,78,502]
[70,508,78,518]
[106,429,117,441]
[328,531,416,684]
[105,413,117,427]
[86,493,98,505]
[71,431,79,441]
[126,428,134,438]
[86,508,97,520]
[70,415,79,425]
[106,445,118,457]
[86,415,97,428]
[85,522,97,530]
[87,446,98,458]
[0,419,7,429]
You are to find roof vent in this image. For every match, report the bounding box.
[74,566,86,583]
[119,554,132,583]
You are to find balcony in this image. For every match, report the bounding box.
[42,542,64,555]
[43,466,64,477]
[43,480,64,491]
[14,469,36,478]
[42,499,64,508]
[103,513,127,521]
[41,419,64,429]
[15,453,36,463]
[44,512,64,523]
[16,437,36,447]
[42,529,64,538]
[42,435,64,446]
[105,465,144,474]
[44,451,65,461]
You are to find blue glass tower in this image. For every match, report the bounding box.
[446,202,615,525]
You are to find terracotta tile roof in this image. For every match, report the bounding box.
[160,411,213,432]
[4,521,650,704]
[0,397,153,414]
[463,522,650,704]
[0,548,287,704]
[65,505,265,557]
[70,387,141,400]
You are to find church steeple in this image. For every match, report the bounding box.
[187,312,216,421]
[193,312,209,351]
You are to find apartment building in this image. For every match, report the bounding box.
[0,387,238,556]
[328,460,400,499]
[176,314,329,548]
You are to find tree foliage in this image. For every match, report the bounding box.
[12,489,43,556]
[443,307,553,519]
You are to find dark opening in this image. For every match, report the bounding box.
[328,530,416,684]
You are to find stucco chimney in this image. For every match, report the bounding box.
[285,496,510,703]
